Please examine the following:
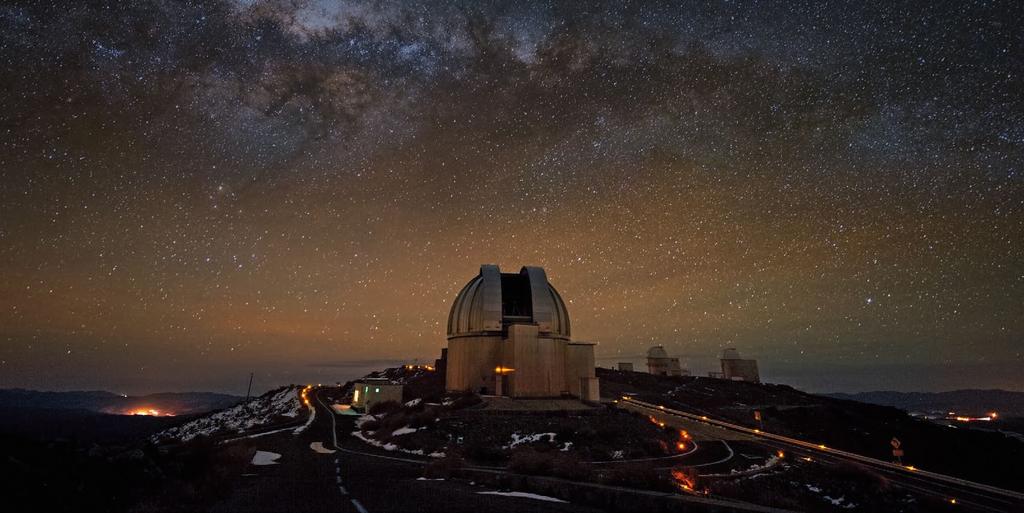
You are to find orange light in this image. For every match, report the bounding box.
[802,456,813,462]
[677,442,687,451]
[495,366,515,374]
[777,450,785,459]
[989,412,998,419]
[670,469,695,492]
[818,444,827,450]
[129,408,167,416]
[949,498,957,505]
[906,465,917,471]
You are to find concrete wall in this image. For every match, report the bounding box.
[648,357,682,376]
[446,335,502,393]
[721,359,760,383]
[353,382,403,411]
[507,324,567,397]
[579,377,600,402]
[565,343,596,397]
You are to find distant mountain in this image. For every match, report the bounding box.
[0,389,242,416]
[824,389,1024,417]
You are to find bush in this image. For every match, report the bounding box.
[423,454,464,479]
[509,448,555,475]
[360,418,381,432]
[368,400,402,416]
[596,462,673,492]
[463,439,505,463]
[551,453,591,481]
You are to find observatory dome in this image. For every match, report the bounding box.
[447,264,570,339]
[647,345,670,359]
[720,348,742,360]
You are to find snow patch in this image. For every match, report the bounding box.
[392,426,422,436]
[351,430,445,458]
[504,432,556,449]
[477,491,567,503]
[310,442,335,454]
[251,451,281,465]
[293,401,316,435]
[405,398,422,407]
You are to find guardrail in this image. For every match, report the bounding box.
[619,397,1024,502]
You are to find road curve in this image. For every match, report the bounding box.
[619,397,1024,513]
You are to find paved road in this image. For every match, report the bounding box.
[620,397,1024,513]
[203,386,604,513]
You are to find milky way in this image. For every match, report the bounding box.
[1,1,1021,393]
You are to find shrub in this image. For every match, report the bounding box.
[597,462,673,492]
[551,453,591,481]
[368,400,402,416]
[359,418,381,432]
[509,448,555,475]
[423,454,464,479]
[463,439,506,463]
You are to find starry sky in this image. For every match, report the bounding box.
[1,0,1021,394]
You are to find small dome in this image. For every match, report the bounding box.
[647,345,669,359]
[720,348,742,360]
[447,265,570,339]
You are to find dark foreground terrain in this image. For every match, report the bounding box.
[3,372,1023,513]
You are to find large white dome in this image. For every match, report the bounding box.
[447,265,570,340]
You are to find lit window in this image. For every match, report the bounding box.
[375,387,380,393]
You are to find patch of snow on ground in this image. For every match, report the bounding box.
[405,398,422,407]
[733,454,781,474]
[806,484,822,493]
[251,451,281,465]
[351,430,446,458]
[611,450,625,460]
[504,432,556,449]
[153,386,302,443]
[477,491,567,503]
[392,426,421,436]
[355,415,377,429]
[293,401,315,435]
[559,441,573,451]
[310,442,335,454]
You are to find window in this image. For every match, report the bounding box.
[375,387,380,393]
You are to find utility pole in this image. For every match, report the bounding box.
[245,372,254,403]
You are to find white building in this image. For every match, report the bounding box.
[445,265,599,401]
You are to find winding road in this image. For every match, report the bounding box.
[619,397,1024,513]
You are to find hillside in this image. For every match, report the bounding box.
[824,389,1024,417]
[152,385,307,443]
[597,368,1024,492]
[0,388,242,416]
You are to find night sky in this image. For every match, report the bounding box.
[1,1,1021,394]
